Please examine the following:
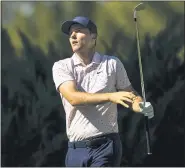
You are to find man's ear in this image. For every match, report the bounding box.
[91,33,97,39]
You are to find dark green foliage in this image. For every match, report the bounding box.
[1,28,67,167]
[1,11,184,167]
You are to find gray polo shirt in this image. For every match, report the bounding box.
[52,52,131,142]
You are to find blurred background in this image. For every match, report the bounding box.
[1,1,184,167]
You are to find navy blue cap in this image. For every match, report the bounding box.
[61,16,97,35]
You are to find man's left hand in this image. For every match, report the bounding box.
[139,102,154,119]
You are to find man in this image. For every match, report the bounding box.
[52,16,154,167]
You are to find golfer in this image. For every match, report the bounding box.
[52,16,154,167]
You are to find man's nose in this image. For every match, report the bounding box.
[70,32,77,39]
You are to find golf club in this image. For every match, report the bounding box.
[133,2,152,155]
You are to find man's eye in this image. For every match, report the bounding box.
[70,30,80,35]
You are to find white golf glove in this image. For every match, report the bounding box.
[139,102,154,119]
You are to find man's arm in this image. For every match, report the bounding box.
[52,60,137,109]
[58,81,136,108]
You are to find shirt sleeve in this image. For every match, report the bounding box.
[115,57,131,90]
[52,60,74,92]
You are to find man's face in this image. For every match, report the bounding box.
[69,24,95,53]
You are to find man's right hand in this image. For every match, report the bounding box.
[108,91,136,108]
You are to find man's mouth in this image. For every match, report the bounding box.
[72,41,78,45]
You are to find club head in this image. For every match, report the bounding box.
[134,3,145,11]
[133,3,145,19]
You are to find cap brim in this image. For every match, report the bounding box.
[61,21,82,35]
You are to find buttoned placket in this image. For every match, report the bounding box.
[90,62,104,92]
[82,65,92,92]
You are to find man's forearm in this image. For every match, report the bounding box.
[59,82,136,107]
[70,91,144,112]
[68,91,111,106]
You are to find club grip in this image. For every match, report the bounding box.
[144,116,152,155]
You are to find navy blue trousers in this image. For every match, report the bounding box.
[65,133,122,167]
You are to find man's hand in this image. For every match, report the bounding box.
[108,92,136,108]
[139,102,154,119]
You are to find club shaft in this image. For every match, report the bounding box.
[135,21,146,105]
[134,18,152,155]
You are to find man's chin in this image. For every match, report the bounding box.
[72,47,81,53]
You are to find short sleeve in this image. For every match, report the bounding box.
[52,60,74,92]
[115,57,131,90]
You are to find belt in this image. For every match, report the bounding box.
[68,133,118,148]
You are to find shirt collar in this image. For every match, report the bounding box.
[72,52,101,66]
